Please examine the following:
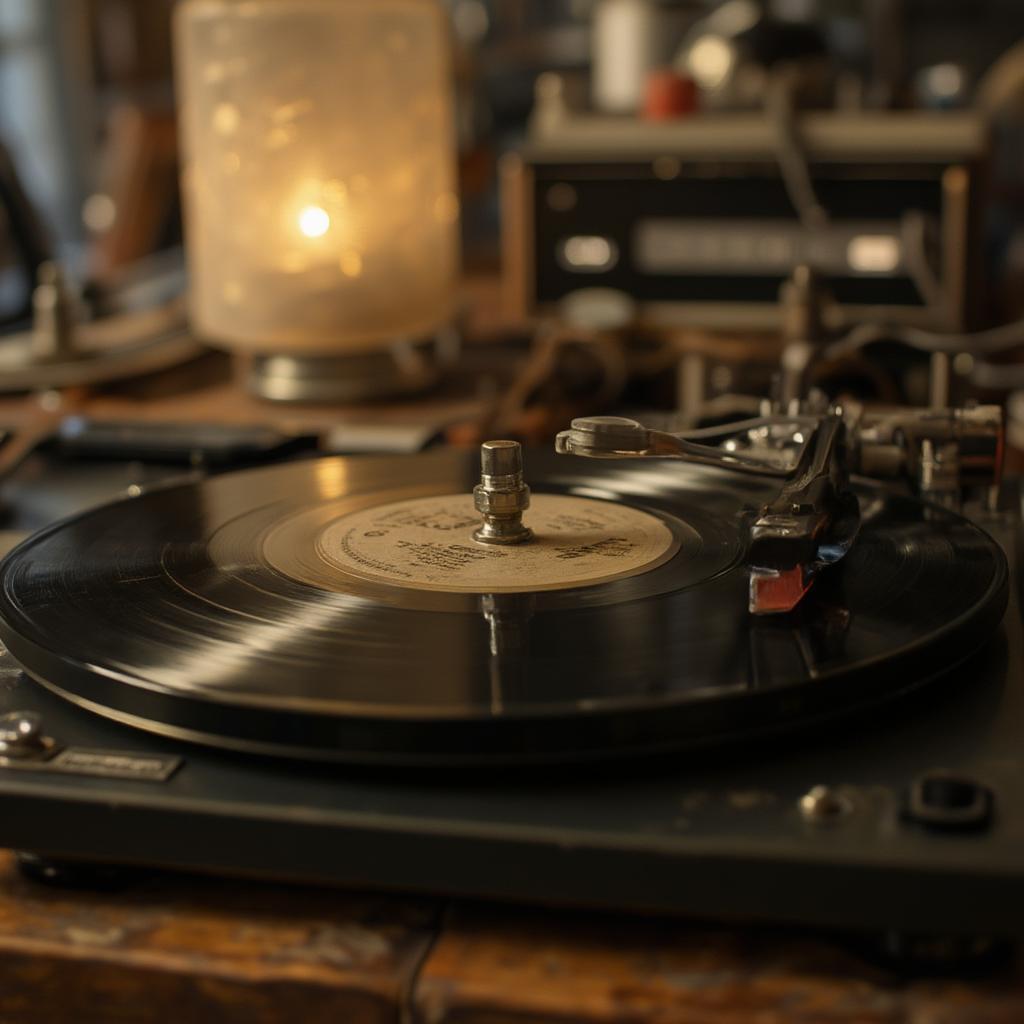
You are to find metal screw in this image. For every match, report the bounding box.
[799,784,853,823]
[473,440,532,545]
[0,711,49,759]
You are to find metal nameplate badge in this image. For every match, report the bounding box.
[0,746,182,782]
[47,748,182,782]
[0,711,182,782]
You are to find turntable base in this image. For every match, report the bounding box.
[0,486,1020,939]
[0,451,1018,938]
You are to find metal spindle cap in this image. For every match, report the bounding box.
[480,439,522,478]
[473,440,532,545]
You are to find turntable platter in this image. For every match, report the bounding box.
[0,449,1009,764]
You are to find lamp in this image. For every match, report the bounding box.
[174,0,459,401]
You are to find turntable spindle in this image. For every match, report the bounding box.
[473,440,533,545]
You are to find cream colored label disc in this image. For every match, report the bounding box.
[316,493,677,593]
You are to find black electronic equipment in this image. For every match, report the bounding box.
[504,111,988,333]
[0,433,1018,941]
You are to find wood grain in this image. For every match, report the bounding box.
[413,905,1024,1024]
[0,861,1021,1024]
[0,852,438,1024]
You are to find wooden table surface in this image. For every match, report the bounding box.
[0,850,1019,1024]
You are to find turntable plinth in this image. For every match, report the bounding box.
[0,854,1020,1021]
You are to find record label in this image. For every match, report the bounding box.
[314,493,677,592]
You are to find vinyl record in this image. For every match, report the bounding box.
[0,449,1009,764]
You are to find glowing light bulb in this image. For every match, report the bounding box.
[298,205,330,238]
[177,0,459,354]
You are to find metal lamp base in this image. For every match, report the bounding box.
[247,338,446,403]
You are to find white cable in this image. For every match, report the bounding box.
[826,318,1024,360]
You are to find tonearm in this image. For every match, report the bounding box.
[555,403,1002,614]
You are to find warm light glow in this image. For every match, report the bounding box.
[339,251,363,278]
[686,35,735,90]
[560,235,618,272]
[298,205,330,238]
[922,62,964,102]
[177,0,459,352]
[847,235,901,273]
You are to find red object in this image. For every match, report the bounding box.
[642,70,698,120]
[749,566,811,615]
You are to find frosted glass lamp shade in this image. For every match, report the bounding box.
[174,0,459,354]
